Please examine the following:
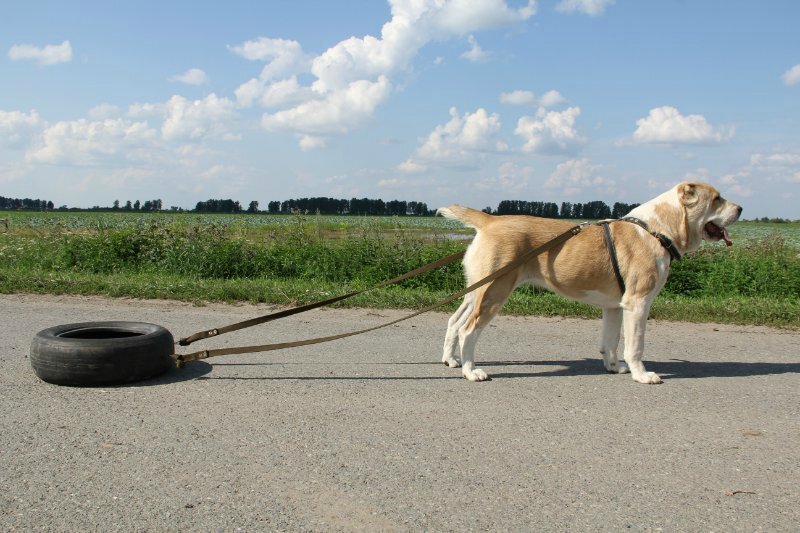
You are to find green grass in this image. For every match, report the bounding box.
[1,212,799,328]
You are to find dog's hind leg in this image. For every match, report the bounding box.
[600,308,628,374]
[442,294,474,367]
[458,276,516,382]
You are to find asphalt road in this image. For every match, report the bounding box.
[1,294,799,531]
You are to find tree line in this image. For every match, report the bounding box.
[0,196,54,211]
[2,194,640,220]
[494,200,640,219]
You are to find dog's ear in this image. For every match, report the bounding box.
[679,182,699,206]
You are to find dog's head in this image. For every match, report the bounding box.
[677,182,742,247]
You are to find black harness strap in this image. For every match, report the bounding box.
[597,217,684,297]
[621,217,682,262]
[600,221,626,295]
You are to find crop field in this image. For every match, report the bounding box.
[2,210,798,244]
[1,211,799,327]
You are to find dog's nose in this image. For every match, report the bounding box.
[737,205,743,216]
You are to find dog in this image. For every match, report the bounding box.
[438,182,742,384]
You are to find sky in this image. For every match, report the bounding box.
[1,0,799,218]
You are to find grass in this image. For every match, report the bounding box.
[1,212,799,328]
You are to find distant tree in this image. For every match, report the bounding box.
[247,201,259,213]
[267,201,281,214]
[113,200,120,210]
[125,200,132,211]
[133,200,141,210]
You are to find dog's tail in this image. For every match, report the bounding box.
[437,204,493,230]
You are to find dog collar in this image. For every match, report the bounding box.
[621,217,682,262]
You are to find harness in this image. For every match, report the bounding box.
[598,217,682,295]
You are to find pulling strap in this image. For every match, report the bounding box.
[173,224,583,366]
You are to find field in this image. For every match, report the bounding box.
[1,211,799,327]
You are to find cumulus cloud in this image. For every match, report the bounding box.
[8,40,72,65]
[397,160,428,174]
[0,110,43,148]
[475,161,533,192]
[781,64,800,86]
[545,158,613,195]
[230,0,536,147]
[229,37,311,82]
[499,90,535,106]
[632,106,734,145]
[749,149,800,183]
[555,0,615,16]
[169,68,209,86]
[261,76,392,136]
[161,94,239,142]
[515,106,586,155]
[461,35,489,62]
[411,106,506,165]
[26,118,158,165]
[500,89,566,108]
[538,90,567,108]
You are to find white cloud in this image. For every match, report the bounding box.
[500,90,535,106]
[500,89,566,108]
[161,94,239,142]
[87,104,123,120]
[475,161,533,192]
[234,76,314,109]
[781,64,800,86]
[632,106,734,145]
[398,160,428,174]
[555,0,615,16]
[229,37,311,82]
[461,35,489,62]
[26,118,158,165]
[261,76,392,135]
[545,158,613,195]
[8,40,72,66]
[233,0,536,147]
[414,106,506,163]
[749,149,800,184]
[298,134,327,151]
[169,68,209,86]
[539,90,567,108]
[0,110,43,148]
[515,106,586,155]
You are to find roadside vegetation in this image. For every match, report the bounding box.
[1,212,798,328]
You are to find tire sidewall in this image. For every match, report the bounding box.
[30,321,175,386]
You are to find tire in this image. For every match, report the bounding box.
[30,321,175,386]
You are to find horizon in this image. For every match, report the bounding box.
[1,1,799,219]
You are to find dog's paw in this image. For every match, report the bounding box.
[605,361,630,374]
[443,356,461,368]
[633,371,662,384]
[463,366,490,382]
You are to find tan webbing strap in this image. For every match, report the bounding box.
[173,225,582,366]
[178,250,467,345]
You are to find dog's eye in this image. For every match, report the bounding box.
[714,195,721,203]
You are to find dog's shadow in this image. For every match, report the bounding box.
[483,357,800,380]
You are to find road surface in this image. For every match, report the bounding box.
[1,294,798,531]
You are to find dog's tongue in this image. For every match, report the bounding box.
[722,227,732,247]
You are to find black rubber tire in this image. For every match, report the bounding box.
[30,321,175,386]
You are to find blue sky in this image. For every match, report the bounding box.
[1,0,799,218]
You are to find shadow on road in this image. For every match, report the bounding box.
[163,357,799,382]
[484,358,800,380]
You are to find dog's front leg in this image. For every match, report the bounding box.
[622,302,662,384]
[600,308,629,374]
